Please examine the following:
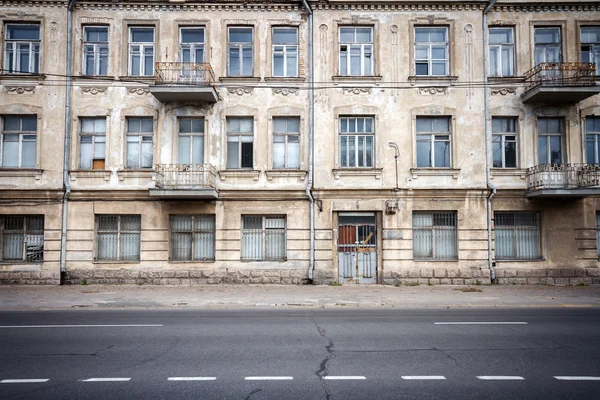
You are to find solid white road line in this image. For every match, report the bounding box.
[244,377,293,381]
[1,379,49,384]
[168,377,217,381]
[0,325,163,328]
[401,376,446,380]
[434,322,527,325]
[322,376,366,380]
[477,376,524,380]
[554,376,600,381]
[81,378,131,382]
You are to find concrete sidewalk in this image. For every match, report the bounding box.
[1,284,600,310]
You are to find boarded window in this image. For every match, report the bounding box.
[0,215,44,262]
[494,212,541,260]
[170,215,215,261]
[413,212,457,260]
[95,215,141,261]
[241,216,286,261]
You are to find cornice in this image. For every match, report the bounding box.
[0,1,68,7]
[75,2,300,12]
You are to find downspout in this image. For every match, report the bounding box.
[483,0,497,282]
[60,0,77,284]
[301,0,315,281]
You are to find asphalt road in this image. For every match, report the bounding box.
[0,308,599,399]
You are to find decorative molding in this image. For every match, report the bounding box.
[128,88,149,95]
[219,169,261,181]
[343,87,372,95]
[410,168,460,180]
[75,2,300,12]
[81,87,107,95]
[228,87,253,96]
[0,168,42,180]
[391,24,399,102]
[69,170,111,182]
[265,170,307,182]
[418,87,447,96]
[332,168,382,180]
[465,23,474,109]
[272,88,298,96]
[491,88,516,96]
[4,86,35,94]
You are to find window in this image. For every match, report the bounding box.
[273,117,300,169]
[83,26,108,76]
[494,212,541,260]
[581,27,600,76]
[339,27,373,76]
[1,115,37,168]
[228,27,253,77]
[416,116,451,168]
[339,117,374,168]
[226,117,253,169]
[4,24,40,74]
[596,212,600,259]
[538,118,563,165]
[586,117,600,164]
[170,215,215,261]
[535,27,561,65]
[126,117,153,169]
[272,27,298,77]
[415,27,448,76]
[413,212,457,260]
[79,118,106,170]
[128,26,154,76]
[0,215,43,262]
[241,216,286,261]
[180,27,204,63]
[489,27,514,77]
[179,118,204,165]
[95,215,141,262]
[492,117,517,168]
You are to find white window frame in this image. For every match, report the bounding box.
[126,117,153,169]
[179,26,205,64]
[339,116,375,168]
[586,117,600,164]
[273,117,300,169]
[226,117,253,169]
[489,27,515,77]
[416,116,451,168]
[178,117,205,166]
[534,26,562,65]
[412,211,458,260]
[4,23,40,74]
[272,27,298,77]
[241,215,286,261]
[79,117,106,170]
[581,26,600,76]
[492,117,518,169]
[494,212,541,260]
[338,26,374,76]
[82,25,109,76]
[0,215,44,263]
[169,215,215,262]
[128,26,155,77]
[94,215,141,262]
[227,26,253,77]
[1,115,37,169]
[414,26,449,76]
[537,117,563,166]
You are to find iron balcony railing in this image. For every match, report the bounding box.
[154,62,215,85]
[526,163,600,191]
[155,164,217,190]
[523,62,597,91]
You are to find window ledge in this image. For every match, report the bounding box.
[70,170,111,181]
[117,170,155,181]
[487,76,524,84]
[168,260,215,264]
[413,258,459,262]
[0,74,46,84]
[219,77,261,83]
[118,76,154,84]
[408,75,458,86]
[0,262,43,266]
[265,169,307,182]
[0,168,43,179]
[332,168,382,180]
[219,169,261,181]
[332,75,383,83]
[92,261,141,264]
[490,168,527,179]
[264,77,306,83]
[495,258,545,263]
[410,168,460,179]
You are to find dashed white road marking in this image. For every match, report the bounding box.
[244,377,293,381]
[322,376,366,380]
[168,377,217,381]
[477,376,524,380]
[0,325,163,328]
[401,376,446,380]
[81,378,131,382]
[1,379,49,384]
[434,322,527,325]
[554,376,600,381]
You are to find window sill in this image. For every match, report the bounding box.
[413,258,459,262]
[241,259,287,263]
[92,261,141,264]
[168,260,215,264]
[70,170,111,181]
[490,168,527,179]
[0,261,43,266]
[410,168,460,179]
[0,168,43,180]
[332,168,382,180]
[219,169,260,181]
[487,76,524,84]
[117,170,155,181]
[408,75,458,86]
[265,169,307,181]
[119,76,154,84]
[0,73,46,84]
[495,258,545,263]
[219,77,261,83]
[332,75,383,83]
[264,77,306,83]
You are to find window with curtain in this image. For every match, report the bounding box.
[273,117,300,169]
[95,215,141,261]
[241,216,286,261]
[494,212,541,260]
[413,212,457,260]
[0,215,44,262]
[170,215,215,261]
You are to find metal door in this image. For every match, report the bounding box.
[338,214,377,284]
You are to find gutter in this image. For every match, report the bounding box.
[483,0,498,282]
[301,0,316,282]
[60,0,77,284]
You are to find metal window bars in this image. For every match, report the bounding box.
[0,215,44,262]
[241,216,286,261]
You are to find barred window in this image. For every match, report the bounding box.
[0,215,44,262]
[170,215,215,261]
[95,215,141,262]
[494,212,541,260]
[339,116,374,168]
[241,216,286,261]
[413,212,457,260]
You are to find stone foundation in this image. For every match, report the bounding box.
[0,271,60,285]
[383,268,492,286]
[493,268,600,285]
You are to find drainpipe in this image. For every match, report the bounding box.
[301,0,315,282]
[483,0,498,282]
[60,0,77,284]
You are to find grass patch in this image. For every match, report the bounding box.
[455,287,483,293]
[328,281,343,286]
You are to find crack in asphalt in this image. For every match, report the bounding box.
[434,347,462,368]
[244,388,262,400]
[312,312,334,400]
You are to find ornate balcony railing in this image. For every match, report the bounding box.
[523,62,597,91]
[155,164,217,190]
[155,62,215,85]
[526,163,600,191]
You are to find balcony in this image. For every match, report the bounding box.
[150,164,218,199]
[148,62,219,103]
[525,163,600,198]
[522,62,599,103]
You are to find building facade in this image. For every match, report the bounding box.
[1,0,600,286]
